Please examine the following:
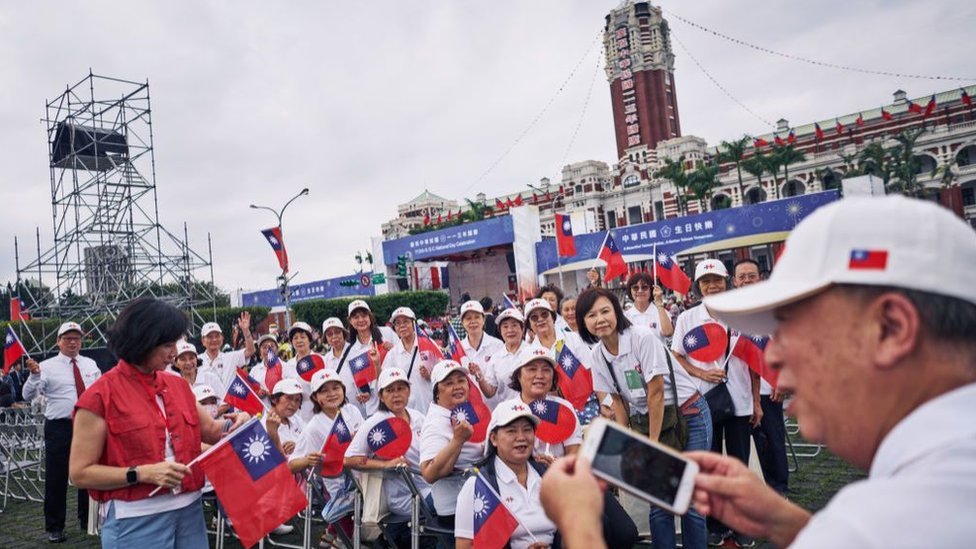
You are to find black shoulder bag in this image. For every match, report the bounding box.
[658,349,689,451]
[334,343,355,374]
[703,328,735,425]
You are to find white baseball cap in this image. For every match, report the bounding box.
[430,359,467,386]
[272,379,304,396]
[459,300,484,318]
[201,322,222,337]
[288,321,314,340]
[322,317,347,334]
[516,345,557,371]
[348,300,371,316]
[495,307,525,326]
[378,367,411,390]
[310,368,344,393]
[257,334,278,347]
[487,399,540,434]
[704,195,976,335]
[523,298,554,319]
[57,322,83,337]
[389,307,416,323]
[192,385,218,402]
[176,340,197,358]
[695,259,729,281]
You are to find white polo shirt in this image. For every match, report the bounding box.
[23,353,101,420]
[461,333,504,373]
[291,405,365,496]
[671,305,753,417]
[347,409,430,516]
[789,383,976,548]
[198,349,247,390]
[381,337,439,414]
[624,304,666,337]
[419,403,486,516]
[260,413,306,459]
[484,342,526,407]
[346,332,394,417]
[590,326,668,416]
[455,458,556,549]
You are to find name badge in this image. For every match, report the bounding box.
[624,369,646,399]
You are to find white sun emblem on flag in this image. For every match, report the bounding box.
[562,219,571,232]
[473,492,489,519]
[532,400,548,415]
[684,334,698,348]
[334,421,347,435]
[657,252,669,264]
[5,334,12,345]
[232,382,247,396]
[244,434,271,463]
[269,235,279,246]
[561,356,574,369]
[369,428,387,446]
[453,408,470,423]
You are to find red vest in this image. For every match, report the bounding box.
[76,360,205,502]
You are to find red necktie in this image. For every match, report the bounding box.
[71,358,85,398]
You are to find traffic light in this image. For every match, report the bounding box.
[396,255,408,277]
[277,275,289,299]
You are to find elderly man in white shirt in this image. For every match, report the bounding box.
[197,312,256,390]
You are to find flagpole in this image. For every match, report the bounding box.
[652,242,658,285]
[473,469,540,544]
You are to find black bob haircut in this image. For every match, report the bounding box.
[575,288,632,345]
[107,298,190,366]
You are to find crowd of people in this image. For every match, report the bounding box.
[11,195,974,548]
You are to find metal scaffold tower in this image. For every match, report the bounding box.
[13,71,217,353]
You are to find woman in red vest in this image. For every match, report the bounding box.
[69,298,250,548]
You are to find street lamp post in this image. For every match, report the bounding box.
[250,187,309,330]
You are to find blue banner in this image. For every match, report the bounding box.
[242,272,376,308]
[382,216,515,264]
[535,191,840,272]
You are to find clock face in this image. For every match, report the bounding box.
[623,174,640,188]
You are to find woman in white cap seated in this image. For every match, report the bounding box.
[381,307,440,414]
[458,299,504,377]
[172,340,224,399]
[420,360,486,530]
[282,321,321,423]
[502,346,582,463]
[321,317,368,418]
[261,378,306,536]
[346,299,396,416]
[468,307,527,406]
[346,368,431,545]
[454,400,556,549]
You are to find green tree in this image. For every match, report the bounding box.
[654,157,691,216]
[689,162,720,212]
[769,144,807,199]
[857,141,891,185]
[931,155,958,207]
[887,128,926,197]
[741,153,767,204]
[718,136,751,202]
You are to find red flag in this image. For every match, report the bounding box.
[264,347,283,392]
[260,227,289,273]
[9,297,29,322]
[347,350,377,390]
[529,398,577,444]
[450,400,490,443]
[320,413,354,476]
[236,367,263,394]
[423,212,431,225]
[495,198,505,209]
[446,324,467,363]
[366,416,413,459]
[774,135,784,147]
[436,213,442,224]
[881,107,893,121]
[447,210,453,222]
[732,334,777,387]
[907,100,922,114]
[555,213,576,257]
[417,325,446,361]
[295,354,325,382]
[856,113,864,127]
[786,130,796,145]
[472,473,519,549]
[197,419,307,549]
[962,89,973,107]
[506,198,514,208]
[753,137,768,148]
[4,327,28,375]
[224,371,266,415]
[814,123,824,142]
[681,323,728,363]
[835,120,844,135]
[555,343,594,411]
[654,251,692,295]
[924,94,936,117]
[598,233,628,283]
[514,195,523,206]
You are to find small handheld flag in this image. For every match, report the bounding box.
[554,343,594,412]
[472,473,520,549]
[348,351,377,392]
[446,324,467,363]
[264,347,283,392]
[732,334,777,387]
[320,413,353,476]
[529,398,577,444]
[654,251,692,295]
[597,233,628,282]
[451,400,490,443]
[223,371,266,415]
[4,327,28,375]
[682,323,728,363]
[502,294,518,311]
[260,226,289,273]
[366,417,413,459]
[296,354,326,382]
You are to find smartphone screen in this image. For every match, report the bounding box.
[591,426,687,505]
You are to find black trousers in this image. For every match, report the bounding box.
[707,414,752,535]
[44,418,89,533]
[752,395,789,494]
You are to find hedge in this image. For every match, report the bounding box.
[291,291,450,329]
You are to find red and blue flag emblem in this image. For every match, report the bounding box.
[348,351,377,391]
[473,474,519,549]
[296,354,325,382]
[4,327,28,375]
[848,249,888,270]
[732,334,777,387]
[366,417,413,459]
[451,400,490,444]
[320,413,353,476]
[529,398,577,444]
[446,324,467,363]
[223,371,266,415]
[555,212,577,257]
[655,252,692,295]
[260,226,289,273]
[555,343,594,411]
[683,322,728,363]
[264,347,283,392]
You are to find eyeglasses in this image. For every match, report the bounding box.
[632,285,651,291]
[735,273,760,281]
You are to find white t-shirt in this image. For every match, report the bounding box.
[346,409,430,516]
[590,326,668,415]
[671,305,754,417]
[198,349,247,390]
[455,458,556,549]
[381,337,439,415]
[419,403,486,516]
[790,383,976,548]
[291,406,365,496]
[624,304,665,338]
[484,342,526,407]
[261,413,306,459]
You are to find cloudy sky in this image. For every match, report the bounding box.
[1,0,972,296]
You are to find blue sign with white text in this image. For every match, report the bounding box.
[242,272,376,308]
[382,216,514,264]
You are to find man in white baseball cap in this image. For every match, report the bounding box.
[197,312,255,390]
[687,196,976,547]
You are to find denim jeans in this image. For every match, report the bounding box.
[649,394,712,549]
[100,497,208,549]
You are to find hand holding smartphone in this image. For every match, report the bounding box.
[579,418,698,515]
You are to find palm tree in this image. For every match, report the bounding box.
[931,156,958,207]
[654,157,691,216]
[857,141,890,185]
[741,154,766,205]
[761,152,783,200]
[770,144,807,199]
[689,162,720,212]
[888,128,926,197]
[718,136,750,202]
[464,198,488,221]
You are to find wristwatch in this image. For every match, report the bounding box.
[126,466,138,485]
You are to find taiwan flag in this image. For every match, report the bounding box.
[598,233,628,282]
[224,371,266,415]
[236,367,263,394]
[848,249,888,270]
[348,351,377,392]
[196,419,307,549]
[529,398,577,444]
[417,325,446,361]
[753,137,768,148]
[446,324,467,363]
[4,327,28,375]
[264,347,283,393]
[366,416,413,459]
[451,400,490,443]
[502,294,518,311]
[320,413,353,476]
[732,334,777,387]
[654,252,692,295]
[260,226,289,273]
[814,123,824,142]
[682,323,728,363]
[296,354,326,382]
[923,95,937,117]
[881,107,893,121]
[555,213,576,257]
[555,343,594,411]
[472,474,519,549]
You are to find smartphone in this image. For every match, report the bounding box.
[580,417,698,515]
